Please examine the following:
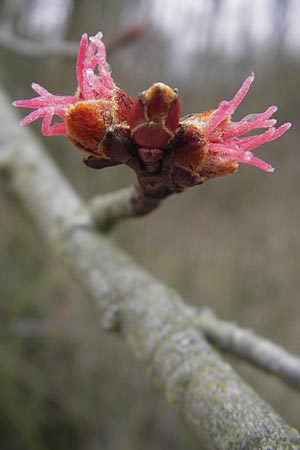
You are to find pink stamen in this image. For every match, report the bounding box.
[239,153,274,172]
[31,83,52,96]
[222,106,278,139]
[76,33,88,96]
[204,75,291,172]
[78,31,115,100]
[13,33,291,177]
[236,123,291,151]
[205,75,255,136]
[209,142,275,173]
[228,75,254,112]
[41,111,66,136]
[19,108,50,126]
[205,101,231,135]
[13,93,78,109]
[13,31,116,136]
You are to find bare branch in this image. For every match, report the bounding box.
[0,24,146,58]
[88,185,162,231]
[0,26,78,57]
[193,308,300,390]
[88,186,137,230]
[1,85,300,449]
[104,23,147,53]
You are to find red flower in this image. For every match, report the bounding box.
[14,32,291,187]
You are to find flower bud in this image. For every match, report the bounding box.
[130,82,181,148]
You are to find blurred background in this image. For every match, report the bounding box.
[0,0,299,448]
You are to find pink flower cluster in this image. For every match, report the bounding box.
[13,32,115,136]
[13,31,291,174]
[202,75,291,172]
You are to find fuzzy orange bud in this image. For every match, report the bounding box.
[65,87,133,156]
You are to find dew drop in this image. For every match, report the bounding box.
[243,151,253,161]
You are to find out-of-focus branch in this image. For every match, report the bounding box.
[192,308,300,390]
[0,24,146,57]
[0,26,78,57]
[1,85,300,449]
[105,23,147,53]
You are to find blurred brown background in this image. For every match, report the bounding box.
[0,0,299,449]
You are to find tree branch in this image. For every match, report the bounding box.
[193,308,300,390]
[88,185,162,231]
[1,85,300,449]
[0,24,146,58]
[0,26,78,57]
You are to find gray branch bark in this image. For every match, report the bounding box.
[1,85,300,449]
[193,308,300,390]
[88,185,163,230]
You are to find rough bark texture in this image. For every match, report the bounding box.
[1,86,300,450]
[194,308,300,391]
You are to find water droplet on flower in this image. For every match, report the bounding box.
[86,68,94,84]
[244,113,257,122]
[243,151,253,161]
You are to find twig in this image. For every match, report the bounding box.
[0,26,78,57]
[104,23,147,53]
[88,185,162,231]
[193,308,300,390]
[1,85,300,449]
